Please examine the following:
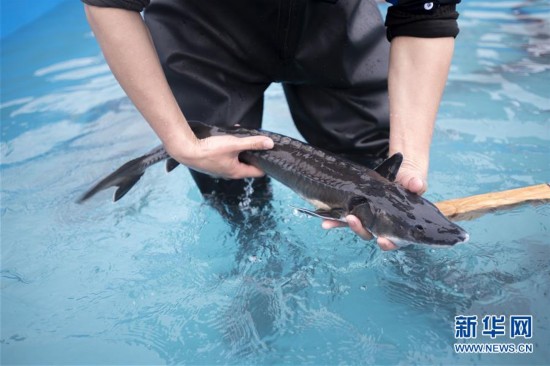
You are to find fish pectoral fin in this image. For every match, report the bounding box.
[291,206,347,222]
[350,202,375,230]
[374,153,403,182]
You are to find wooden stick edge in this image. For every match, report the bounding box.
[435,183,550,221]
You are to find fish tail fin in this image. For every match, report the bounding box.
[112,173,143,202]
[77,145,169,203]
[77,157,146,203]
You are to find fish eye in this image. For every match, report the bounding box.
[415,225,424,232]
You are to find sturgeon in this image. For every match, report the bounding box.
[78,121,469,247]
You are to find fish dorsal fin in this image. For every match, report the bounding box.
[374,153,403,182]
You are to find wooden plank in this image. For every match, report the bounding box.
[435,183,550,221]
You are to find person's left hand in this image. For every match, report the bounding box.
[322,162,427,251]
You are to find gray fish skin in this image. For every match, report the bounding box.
[79,121,469,247]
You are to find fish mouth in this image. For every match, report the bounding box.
[383,231,470,248]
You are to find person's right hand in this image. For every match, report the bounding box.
[168,134,274,179]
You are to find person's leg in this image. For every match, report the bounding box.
[284,0,390,168]
[283,84,389,168]
[144,0,274,201]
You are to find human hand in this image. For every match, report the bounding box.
[169,134,274,179]
[394,157,428,195]
[322,158,427,251]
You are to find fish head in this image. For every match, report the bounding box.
[377,210,470,248]
[350,189,469,247]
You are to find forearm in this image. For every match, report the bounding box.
[84,4,274,179]
[388,36,454,178]
[84,5,196,155]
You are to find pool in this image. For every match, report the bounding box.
[1,0,549,364]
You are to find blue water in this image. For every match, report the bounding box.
[1,1,549,364]
[0,0,66,39]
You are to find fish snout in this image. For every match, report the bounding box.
[459,232,470,243]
